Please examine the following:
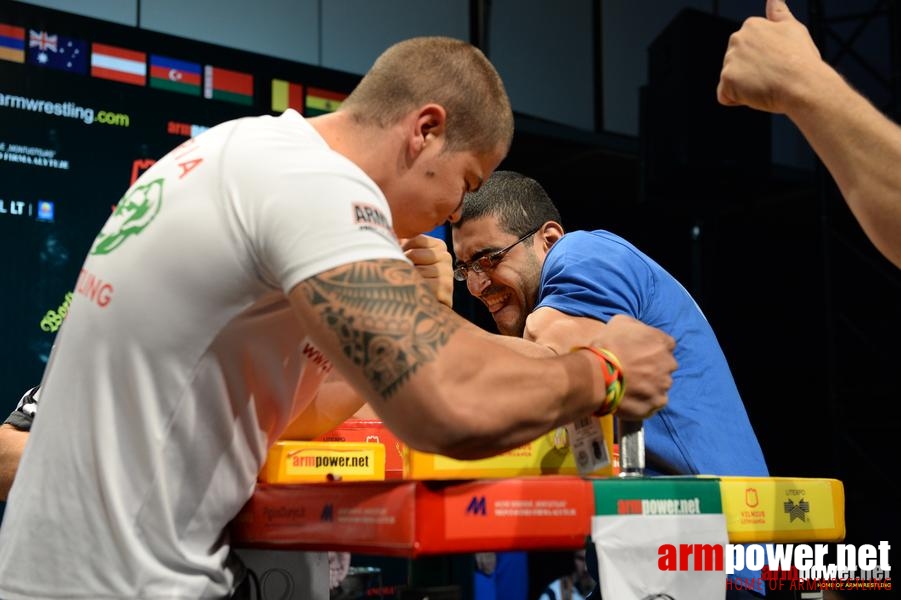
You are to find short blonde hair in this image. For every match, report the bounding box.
[341,36,514,155]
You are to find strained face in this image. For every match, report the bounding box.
[388,141,505,239]
[452,216,543,337]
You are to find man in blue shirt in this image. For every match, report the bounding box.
[451,171,769,598]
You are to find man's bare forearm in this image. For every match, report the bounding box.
[787,67,901,268]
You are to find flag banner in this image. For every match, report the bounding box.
[204,65,253,105]
[91,42,146,86]
[0,23,25,63]
[271,78,303,114]
[36,200,55,222]
[591,478,728,600]
[305,86,346,116]
[150,54,201,95]
[27,29,87,74]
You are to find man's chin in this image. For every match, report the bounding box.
[496,325,517,337]
[492,312,524,337]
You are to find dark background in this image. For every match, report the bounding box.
[1,1,898,597]
[457,6,901,595]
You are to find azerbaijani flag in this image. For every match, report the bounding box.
[150,54,201,95]
[305,87,347,116]
[0,23,25,63]
[204,65,253,105]
[271,78,303,114]
[91,43,146,86]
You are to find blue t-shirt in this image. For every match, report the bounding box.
[538,230,768,594]
[538,230,767,478]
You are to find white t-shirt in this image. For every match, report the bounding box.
[538,578,590,600]
[0,110,406,599]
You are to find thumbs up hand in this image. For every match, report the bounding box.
[717,0,827,114]
[765,0,793,22]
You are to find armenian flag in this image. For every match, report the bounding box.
[0,23,25,63]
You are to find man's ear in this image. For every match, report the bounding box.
[538,221,565,251]
[409,104,447,157]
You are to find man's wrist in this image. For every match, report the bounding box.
[572,346,625,416]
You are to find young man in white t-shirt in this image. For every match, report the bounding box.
[0,36,676,599]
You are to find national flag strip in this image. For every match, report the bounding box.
[305,87,346,116]
[204,65,253,105]
[36,200,55,222]
[150,54,201,95]
[27,29,87,74]
[271,78,303,114]
[0,23,25,63]
[91,43,146,86]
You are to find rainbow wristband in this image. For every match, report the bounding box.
[573,346,625,416]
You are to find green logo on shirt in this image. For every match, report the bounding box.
[91,178,164,255]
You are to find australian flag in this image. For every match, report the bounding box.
[27,29,87,74]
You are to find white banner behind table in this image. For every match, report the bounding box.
[590,477,728,600]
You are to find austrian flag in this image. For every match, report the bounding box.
[91,43,146,86]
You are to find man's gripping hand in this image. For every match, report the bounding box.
[588,315,676,420]
[401,234,454,308]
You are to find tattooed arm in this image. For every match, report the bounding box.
[289,258,675,460]
[278,234,457,441]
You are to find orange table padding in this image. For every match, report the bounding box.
[231,476,594,557]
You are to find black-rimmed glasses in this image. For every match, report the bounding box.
[453,227,540,281]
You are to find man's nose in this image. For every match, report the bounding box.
[466,269,491,295]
